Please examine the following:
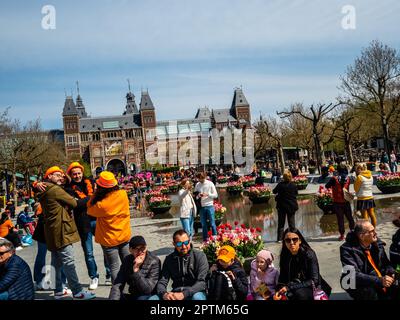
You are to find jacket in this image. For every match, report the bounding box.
[250,260,279,298]
[389,229,400,267]
[0,254,34,300]
[273,181,299,213]
[278,247,322,292]
[340,231,394,292]
[64,179,95,235]
[109,251,161,300]
[87,189,131,247]
[354,170,373,200]
[214,260,249,300]
[194,180,218,207]
[156,248,209,299]
[178,189,197,219]
[325,176,350,203]
[36,182,79,252]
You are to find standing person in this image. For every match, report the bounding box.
[249,250,279,300]
[0,239,34,300]
[87,171,131,285]
[325,164,355,241]
[36,166,95,300]
[109,236,161,300]
[340,220,396,300]
[0,212,23,250]
[354,164,376,227]
[64,162,111,289]
[207,245,249,301]
[178,179,197,239]
[194,173,218,242]
[151,229,209,300]
[390,151,397,173]
[275,228,330,300]
[273,170,299,242]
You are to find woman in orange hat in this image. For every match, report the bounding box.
[87,171,131,286]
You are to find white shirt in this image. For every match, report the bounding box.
[194,180,218,207]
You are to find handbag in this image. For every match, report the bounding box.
[312,280,329,300]
[343,188,354,202]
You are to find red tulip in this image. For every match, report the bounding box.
[256,227,262,232]
[234,221,239,226]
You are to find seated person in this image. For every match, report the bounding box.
[207,245,248,301]
[340,220,396,300]
[0,238,34,300]
[249,249,279,300]
[17,207,35,235]
[0,212,22,250]
[151,229,208,300]
[109,236,161,300]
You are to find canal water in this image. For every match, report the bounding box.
[141,188,400,242]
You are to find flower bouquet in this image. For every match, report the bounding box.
[214,200,227,221]
[241,176,256,188]
[200,222,264,273]
[246,185,272,204]
[148,195,172,215]
[226,181,244,195]
[293,175,308,190]
[315,185,334,214]
[376,173,400,194]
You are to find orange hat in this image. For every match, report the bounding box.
[328,166,335,172]
[44,166,64,179]
[217,245,236,263]
[96,171,118,188]
[66,162,84,176]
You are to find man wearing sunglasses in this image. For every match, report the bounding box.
[0,238,34,300]
[340,220,396,300]
[152,229,208,300]
[109,236,161,300]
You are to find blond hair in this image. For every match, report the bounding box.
[356,163,366,172]
[283,170,292,182]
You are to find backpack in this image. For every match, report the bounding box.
[207,270,237,300]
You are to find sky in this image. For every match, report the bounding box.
[0,0,399,129]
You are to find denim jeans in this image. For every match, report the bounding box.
[180,212,194,238]
[80,220,99,279]
[200,206,217,241]
[34,241,67,287]
[52,244,82,295]
[149,291,207,300]
[102,242,130,284]
[0,291,9,300]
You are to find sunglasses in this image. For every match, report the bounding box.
[175,240,190,247]
[284,237,299,244]
[0,249,11,256]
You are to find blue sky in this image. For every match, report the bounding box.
[0,0,399,129]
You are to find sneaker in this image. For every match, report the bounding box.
[15,246,23,251]
[21,242,30,247]
[338,235,345,241]
[89,277,99,290]
[105,277,112,286]
[73,290,96,300]
[54,288,73,300]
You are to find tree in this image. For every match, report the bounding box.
[339,40,400,166]
[277,102,338,172]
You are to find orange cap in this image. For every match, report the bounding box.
[96,171,118,188]
[66,162,84,176]
[217,245,236,263]
[44,166,64,179]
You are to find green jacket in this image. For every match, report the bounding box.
[36,182,78,252]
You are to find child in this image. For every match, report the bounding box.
[249,249,279,300]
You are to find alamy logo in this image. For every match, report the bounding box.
[341,5,356,30]
[341,265,356,290]
[41,5,56,30]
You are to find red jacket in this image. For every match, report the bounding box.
[325,176,350,203]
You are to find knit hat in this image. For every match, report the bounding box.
[66,162,84,176]
[217,245,236,263]
[256,250,274,264]
[96,171,118,188]
[44,166,64,179]
[129,236,147,248]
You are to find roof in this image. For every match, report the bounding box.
[123,92,139,115]
[140,91,155,110]
[75,95,88,118]
[62,96,78,116]
[79,114,140,132]
[195,107,212,119]
[231,88,249,109]
[212,108,237,123]
[156,118,211,138]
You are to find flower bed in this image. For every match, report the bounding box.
[200,222,264,266]
[217,176,228,184]
[148,196,172,214]
[226,181,244,194]
[315,186,334,214]
[377,173,400,194]
[144,190,163,202]
[165,180,179,193]
[214,200,227,220]
[293,176,309,190]
[241,176,256,188]
[247,185,272,204]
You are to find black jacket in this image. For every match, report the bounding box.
[340,231,395,291]
[207,260,249,300]
[156,248,209,299]
[278,247,322,292]
[64,179,95,235]
[109,251,161,300]
[273,181,298,213]
[390,229,400,267]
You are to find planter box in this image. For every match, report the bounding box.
[227,189,243,196]
[309,167,317,174]
[377,185,400,194]
[150,206,171,215]
[249,195,271,204]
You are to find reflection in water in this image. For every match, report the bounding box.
[146,189,400,241]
